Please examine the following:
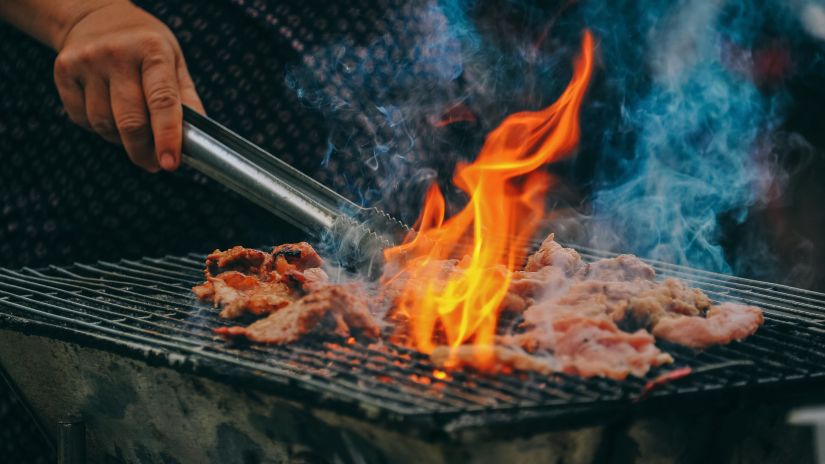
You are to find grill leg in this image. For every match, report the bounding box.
[788,406,825,464]
[57,416,85,464]
[816,425,825,464]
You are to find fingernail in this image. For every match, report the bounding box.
[160,152,176,171]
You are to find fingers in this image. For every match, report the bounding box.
[53,26,202,173]
[83,77,119,144]
[110,69,160,173]
[177,56,205,115]
[142,48,182,171]
[53,56,90,130]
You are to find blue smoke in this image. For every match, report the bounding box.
[285,0,583,218]
[287,0,816,276]
[582,0,801,273]
[285,1,470,211]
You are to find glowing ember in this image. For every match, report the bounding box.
[383,31,595,370]
[432,369,449,380]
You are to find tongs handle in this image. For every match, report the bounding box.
[180,106,357,234]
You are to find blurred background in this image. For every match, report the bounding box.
[1,0,824,460]
[0,0,822,285]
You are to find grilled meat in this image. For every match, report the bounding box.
[204,246,272,278]
[196,244,378,344]
[195,236,764,380]
[524,234,583,275]
[652,303,765,348]
[514,236,753,349]
[194,271,294,319]
[193,243,328,319]
[525,277,712,331]
[512,309,674,379]
[576,253,656,281]
[541,315,672,379]
[432,314,673,380]
[214,284,380,344]
[471,235,764,377]
[505,265,569,312]
[272,242,324,271]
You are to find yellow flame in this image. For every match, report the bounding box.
[383,31,595,369]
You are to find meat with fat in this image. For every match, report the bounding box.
[549,315,673,379]
[431,314,673,380]
[193,243,328,319]
[204,246,273,278]
[194,272,295,319]
[214,284,380,344]
[196,235,765,380]
[574,253,656,282]
[523,233,583,275]
[652,303,765,348]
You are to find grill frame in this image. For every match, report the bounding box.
[1,247,825,438]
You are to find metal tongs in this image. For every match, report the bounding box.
[180,106,409,275]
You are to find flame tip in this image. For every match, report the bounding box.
[384,31,595,370]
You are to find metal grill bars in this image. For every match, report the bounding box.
[0,248,824,430]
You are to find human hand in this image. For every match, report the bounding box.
[53,1,204,172]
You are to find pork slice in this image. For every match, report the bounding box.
[432,315,671,380]
[550,316,673,379]
[213,284,380,344]
[520,280,657,327]
[652,303,764,348]
[521,277,712,332]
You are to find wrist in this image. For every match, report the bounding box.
[50,0,127,50]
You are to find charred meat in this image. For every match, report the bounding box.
[214,284,380,344]
[194,236,765,379]
[193,243,328,319]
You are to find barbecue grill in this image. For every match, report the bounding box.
[0,244,822,463]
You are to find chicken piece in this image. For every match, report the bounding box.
[523,234,583,275]
[652,303,764,348]
[204,246,273,278]
[575,254,656,282]
[272,242,324,273]
[214,284,380,344]
[511,237,656,314]
[193,271,295,319]
[194,243,328,319]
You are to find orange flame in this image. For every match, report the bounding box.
[383,31,595,368]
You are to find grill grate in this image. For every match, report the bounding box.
[1,247,825,435]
